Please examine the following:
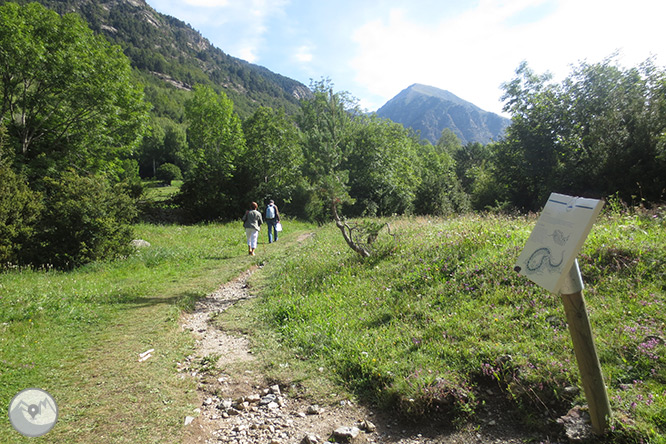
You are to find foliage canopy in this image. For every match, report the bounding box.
[0,2,148,267]
[0,2,148,178]
[495,57,666,211]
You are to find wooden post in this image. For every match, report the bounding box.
[560,260,611,434]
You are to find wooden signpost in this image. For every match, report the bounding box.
[515,193,611,434]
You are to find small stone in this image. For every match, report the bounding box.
[270,384,281,395]
[184,416,195,426]
[358,420,376,432]
[306,405,322,415]
[247,394,261,403]
[131,239,151,248]
[218,399,233,410]
[557,405,593,440]
[261,394,277,405]
[333,426,361,441]
[267,401,280,410]
[302,433,320,444]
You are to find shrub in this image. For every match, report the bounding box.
[25,171,136,268]
[155,162,182,185]
[117,159,144,199]
[0,164,42,265]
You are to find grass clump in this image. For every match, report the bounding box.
[256,210,666,441]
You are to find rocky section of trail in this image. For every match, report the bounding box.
[178,267,572,444]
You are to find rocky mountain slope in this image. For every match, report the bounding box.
[377,84,510,145]
[11,0,310,118]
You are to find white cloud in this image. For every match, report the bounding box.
[167,0,290,63]
[294,45,314,63]
[237,47,259,63]
[350,0,666,114]
[183,0,230,7]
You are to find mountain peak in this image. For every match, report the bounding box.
[406,84,466,103]
[377,84,509,145]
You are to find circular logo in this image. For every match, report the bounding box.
[8,388,58,437]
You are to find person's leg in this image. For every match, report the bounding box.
[246,228,254,255]
[250,229,259,255]
[267,219,275,243]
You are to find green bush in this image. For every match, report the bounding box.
[117,159,144,199]
[155,162,182,185]
[25,171,137,268]
[0,164,42,265]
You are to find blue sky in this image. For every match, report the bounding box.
[146,0,666,116]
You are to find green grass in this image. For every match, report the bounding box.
[247,208,666,442]
[2,207,665,443]
[142,180,183,202]
[0,219,314,442]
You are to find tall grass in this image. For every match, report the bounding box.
[256,209,666,441]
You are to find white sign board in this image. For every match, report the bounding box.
[515,193,604,294]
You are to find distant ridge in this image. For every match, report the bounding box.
[376,84,510,145]
[21,0,311,118]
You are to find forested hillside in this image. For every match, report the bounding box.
[5,0,310,120]
[2,0,313,179]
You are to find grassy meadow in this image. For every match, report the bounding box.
[245,207,666,442]
[1,204,665,442]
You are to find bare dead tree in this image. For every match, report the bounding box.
[331,200,394,258]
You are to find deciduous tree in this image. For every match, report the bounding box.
[177,85,245,220]
[240,106,303,205]
[295,79,358,221]
[496,57,666,210]
[345,115,420,216]
[0,2,148,177]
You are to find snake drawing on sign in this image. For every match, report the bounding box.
[525,247,565,273]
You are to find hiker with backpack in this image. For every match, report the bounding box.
[265,200,281,243]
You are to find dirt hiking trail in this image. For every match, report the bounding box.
[178,264,571,444]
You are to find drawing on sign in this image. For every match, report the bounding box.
[525,247,564,273]
[515,193,604,294]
